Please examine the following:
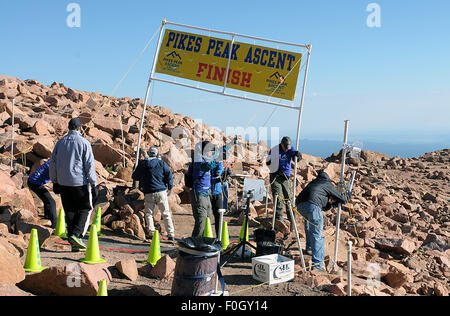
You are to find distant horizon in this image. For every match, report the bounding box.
[2,72,448,160]
[241,135,448,159]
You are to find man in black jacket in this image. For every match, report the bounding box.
[132,147,175,240]
[295,170,350,271]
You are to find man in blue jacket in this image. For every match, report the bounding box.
[266,136,302,221]
[27,159,57,229]
[50,118,98,252]
[186,141,216,237]
[132,146,175,240]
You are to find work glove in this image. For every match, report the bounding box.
[91,184,99,206]
[277,170,287,178]
[53,183,61,195]
[200,161,212,172]
[294,151,302,159]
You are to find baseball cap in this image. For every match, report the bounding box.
[281,136,292,148]
[148,146,159,157]
[68,117,83,130]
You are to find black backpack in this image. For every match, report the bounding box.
[184,163,194,189]
[184,163,208,189]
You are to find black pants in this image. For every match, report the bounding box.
[27,181,57,228]
[211,193,224,237]
[59,185,93,238]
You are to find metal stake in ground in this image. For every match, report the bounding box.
[287,200,306,272]
[347,240,353,296]
[10,98,15,170]
[213,209,228,296]
[271,194,278,230]
[333,120,349,271]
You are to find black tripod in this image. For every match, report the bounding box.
[221,189,257,268]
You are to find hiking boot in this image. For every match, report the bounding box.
[143,227,154,240]
[311,267,326,273]
[69,235,86,250]
[71,246,86,253]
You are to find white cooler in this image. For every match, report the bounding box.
[252,254,295,285]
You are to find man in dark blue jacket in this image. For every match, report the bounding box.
[27,159,57,229]
[186,141,216,237]
[132,146,175,240]
[266,136,302,221]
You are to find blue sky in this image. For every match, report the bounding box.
[1,1,449,153]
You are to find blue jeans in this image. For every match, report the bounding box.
[297,202,324,269]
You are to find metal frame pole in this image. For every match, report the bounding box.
[347,241,353,296]
[222,35,236,94]
[292,45,312,205]
[235,178,239,211]
[119,119,126,168]
[10,98,15,170]
[333,120,349,270]
[134,18,166,169]
[149,77,300,110]
[214,209,226,295]
[164,20,309,49]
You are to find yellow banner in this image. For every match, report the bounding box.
[155,29,302,101]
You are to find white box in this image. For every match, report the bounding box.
[252,254,295,285]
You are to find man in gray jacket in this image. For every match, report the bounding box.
[50,118,98,252]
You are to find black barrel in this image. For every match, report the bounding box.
[171,250,219,296]
[171,237,222,296]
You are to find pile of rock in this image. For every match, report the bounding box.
[287,149,449,296]
[0,75,448,296]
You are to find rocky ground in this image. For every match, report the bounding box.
[0,75,448,296]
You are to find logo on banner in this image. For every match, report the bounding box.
[266,72,288,95]
[160,51,183,73]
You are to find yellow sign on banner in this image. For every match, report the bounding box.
[155,29,302,101]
